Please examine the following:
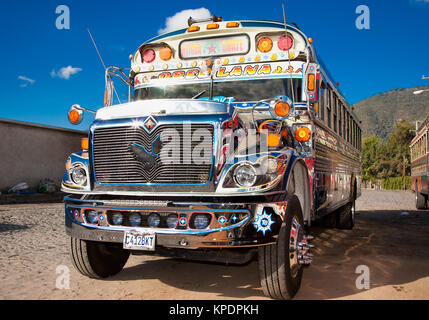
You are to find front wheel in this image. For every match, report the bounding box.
[258,195,307,300]
[70,237,130,279]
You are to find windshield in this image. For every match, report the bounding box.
[134,78,303,102]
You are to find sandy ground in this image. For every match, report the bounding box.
[0,190,428,300]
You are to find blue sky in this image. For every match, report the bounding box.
[1,0,429,131]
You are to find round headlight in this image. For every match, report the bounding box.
[111,212,123,225]
[147,213,161,228]
[194,214,210,229]
[129,212,142,227]
[70,166,87,186]
[166,214,178,228]
[86,210,98,224]
[234,164,257,188]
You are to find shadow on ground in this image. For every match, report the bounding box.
[0,223,30,233]
[101,209,429,299]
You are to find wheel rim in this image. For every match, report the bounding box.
[289,217,303,278]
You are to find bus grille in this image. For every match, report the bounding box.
[92,124,214,184]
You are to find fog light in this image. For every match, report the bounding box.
[129,212,141,227]
[111,212,123,225]
[194,214,210,229]
[148,213,161,228]
[234,163,257,188]
[167,214,178,228]
[86,210,98,224]
[70,166,87,186]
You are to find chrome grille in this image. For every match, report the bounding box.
[92,124,214,184]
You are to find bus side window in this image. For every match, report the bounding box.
[319,80,326,121]
[333,94,338,133]
[327,88,332,128]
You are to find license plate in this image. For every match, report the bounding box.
[123,231,155,251]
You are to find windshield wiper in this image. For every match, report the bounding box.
[192,90,206,99]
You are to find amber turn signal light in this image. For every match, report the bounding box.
[295,127,311,143]
[159,46,172,61]
[274,102,292,118]
[308,74,315,91]
[267,133,281,147]
[257,37,273,53]
[81,138,89,150]
[68,109,82,125]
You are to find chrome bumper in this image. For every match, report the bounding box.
[64,195,284,249]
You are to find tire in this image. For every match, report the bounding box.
[336,200,355,230]
[70,237,130,279]
[416,192,427,210]
[258,195,304,300]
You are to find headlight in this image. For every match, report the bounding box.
[111,212,123,225]
[70,166,87,186]
[147,213,161,228]
[234,163,257,188]
[193,214,210,229]
[86,210,98,224]
[222,156,286,190]
[129,212,142,227]
[166,214,178,228]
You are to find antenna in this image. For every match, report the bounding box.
[87,28,121,104]
[282,4,296,108]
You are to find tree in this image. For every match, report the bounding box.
[361,120,414,180]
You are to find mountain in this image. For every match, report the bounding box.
[353,85,429,139]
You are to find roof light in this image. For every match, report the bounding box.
[159,46,172,61]
[257,37,273,53]
[226,22,239,28]
[207,23,219,30]
[188,26,200,32]
[143,49,155,63]
[278,35,294,51]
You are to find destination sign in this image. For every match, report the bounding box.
[180,35,250,59]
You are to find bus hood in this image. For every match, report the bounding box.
[95,99,231,121]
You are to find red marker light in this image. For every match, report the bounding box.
[143,49,155,63]
[278,35,293,51]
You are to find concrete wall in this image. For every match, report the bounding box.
[0,118,87,192]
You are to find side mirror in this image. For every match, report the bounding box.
[68,104,84,125]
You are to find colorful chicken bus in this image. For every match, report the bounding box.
[62,16,362,299]
[410,115,429,209]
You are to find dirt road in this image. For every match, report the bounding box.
[0,190,428,300]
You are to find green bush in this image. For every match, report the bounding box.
[381,176,411,190]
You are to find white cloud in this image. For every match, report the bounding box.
[158,8,211,35]
[51,65,82,80]
[18,75,35,85]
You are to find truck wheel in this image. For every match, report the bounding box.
[258,195,305,300]
[70,237,130,279]
[416,192,427,210]
[336,200,355,229]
